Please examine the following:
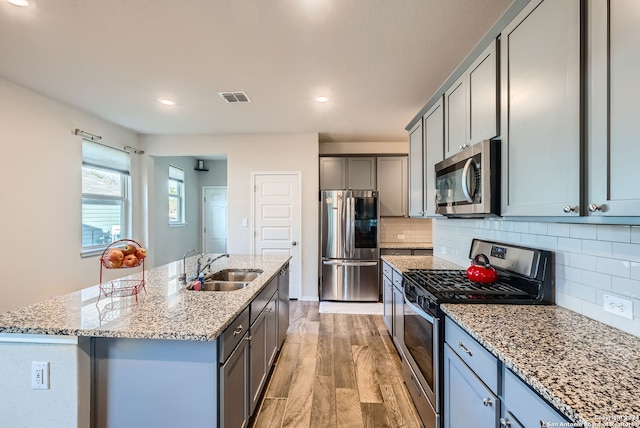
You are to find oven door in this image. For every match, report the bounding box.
[403,296,439,413]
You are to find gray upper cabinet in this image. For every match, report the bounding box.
[444,75,467,158]
[320,157,376,190]
[588,0,640,216]
[408,120,425,217]
[423,97,444,216]
[319,157,347,190]
[444,39,498,159]
[500,0,581,216]
[377,156,407,217]
[468,40,498,144]
[348,157,376,190]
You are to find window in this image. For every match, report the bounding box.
[82,140,130,252]
[169,165,185,224]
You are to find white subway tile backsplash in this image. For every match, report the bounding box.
[596,257,631,278]
[582,239,612,257]
[558,237,582,253]
[433,218,640,337]
[570,224,597,239]
[611,277,640,299]
[597,225,631,243]
[612,242,640,263]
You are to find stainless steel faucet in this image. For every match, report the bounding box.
[180,249,202,284]
[199,253,229,276]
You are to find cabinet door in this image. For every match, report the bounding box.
[444,75,467,158]
[277,265,290,350]
[265,294,278,368]
[382,274,393,334]
[320,157,347,190]
[443,344,499,428]
[392,285,404,354]
[468,40,498,143]
[500,0,581,216]
[423,97,444,216]
[220,336,249,428]
[588,0,640,216]
[250,307,268,414]
[377,157,407,216]
[348,157,376,190]
[408,120,425,217]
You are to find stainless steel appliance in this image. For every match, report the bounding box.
[434,140,500,217]
[320,190,379,301]
[400,239,554,428]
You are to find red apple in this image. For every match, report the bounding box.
[135,247,147,260]
[122,244,136,256]
[107,248,124,263]
[123,254,138,267]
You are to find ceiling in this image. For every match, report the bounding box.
[0,0,512,142]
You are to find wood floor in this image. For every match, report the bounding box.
[252,301,423,428]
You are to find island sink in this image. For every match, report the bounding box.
[206,269,263,282]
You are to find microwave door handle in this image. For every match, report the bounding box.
[461,158,475,203]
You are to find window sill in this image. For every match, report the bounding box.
[169,222,187,228]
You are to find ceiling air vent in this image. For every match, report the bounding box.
[219,91,251,103]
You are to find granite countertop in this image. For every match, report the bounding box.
[0,254,290,342]
[442,304,640,426]
[379,242,434,250]
[381,255,463,271]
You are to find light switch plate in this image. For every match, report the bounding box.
[603,294,633,320]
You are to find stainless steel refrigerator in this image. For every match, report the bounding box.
[320,190,379,301]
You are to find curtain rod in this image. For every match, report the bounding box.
[124,145,144,155]
[73,128,101,142]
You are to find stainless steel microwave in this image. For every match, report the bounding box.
[434,139,500,217]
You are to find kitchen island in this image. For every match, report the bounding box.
[0,254,291,428]
[382,255,640,427]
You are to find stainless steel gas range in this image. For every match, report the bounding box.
[399,239,554,428]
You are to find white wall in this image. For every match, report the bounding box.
[141,133,320,300]
[0,78,143,313]
[433,218,640,337]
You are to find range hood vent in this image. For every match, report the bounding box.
[218,91,251,103]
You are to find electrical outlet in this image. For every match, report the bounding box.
[397,234,405,240]
[31,362,50,390]
[603,294,633,320]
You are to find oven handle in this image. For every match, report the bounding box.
[404,298,436,324]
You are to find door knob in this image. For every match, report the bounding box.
[292,241,298,246]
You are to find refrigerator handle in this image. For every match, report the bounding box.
[348,196,355,257]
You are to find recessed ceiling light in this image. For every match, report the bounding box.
[315,96,329,103]
[159,99,175,106]
[6,0,30,6]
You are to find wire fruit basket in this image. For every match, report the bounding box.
[98,239,147,303]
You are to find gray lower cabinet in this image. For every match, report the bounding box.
[382,273,393,333]
[444,316,570,428]
[277,263,290,349]
[249,290,278,414]
[220,330,250,428]
[500,0,581,216]
[443,344,499,428]
[381,261,403,354]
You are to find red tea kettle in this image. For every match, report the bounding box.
[466,254,498,284]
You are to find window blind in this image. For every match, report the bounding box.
[169,165,185,182]
[82,140,130,175]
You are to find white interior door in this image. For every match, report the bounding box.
[203,187,227,254]
[252,172,301,299]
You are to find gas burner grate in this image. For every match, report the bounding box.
[404,269,531,298]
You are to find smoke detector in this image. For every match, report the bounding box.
[218,92,251,103]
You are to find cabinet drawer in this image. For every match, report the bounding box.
[250,277,278,324]
[382,262,393,280]
[503,369,569,427]
[445,317,498,392]
[392,269,403,290]
[219,306,250,363]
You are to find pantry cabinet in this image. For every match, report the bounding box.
[587,0,640,216]
[500,0,581,216]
